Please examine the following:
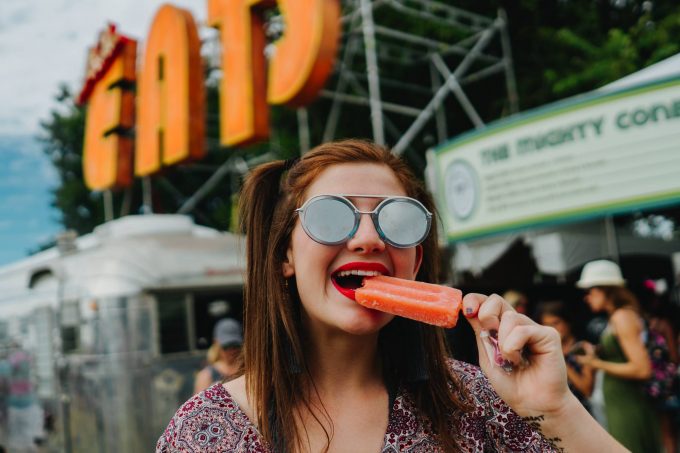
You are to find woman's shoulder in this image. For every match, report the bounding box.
[155,382,268,453]
[610,308,643,334]
[446,359,503,411]
[447,358,484,378]
[446,358,492,394]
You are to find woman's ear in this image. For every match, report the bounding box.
[282,246,295,277]
[413,244,423,277]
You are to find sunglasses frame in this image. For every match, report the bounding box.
[294,194,432,248]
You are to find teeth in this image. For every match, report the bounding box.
[336,269,383,277]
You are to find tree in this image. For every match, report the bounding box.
[39,85,98,235]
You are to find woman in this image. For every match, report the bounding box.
[640,279,679,453]
[193,318,244,394]
[538,301,594,411]
[157,140,623,452]
[575,259,661,452]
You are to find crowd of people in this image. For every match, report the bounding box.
[528,260,680,453]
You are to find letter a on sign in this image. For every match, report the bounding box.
[79,27,136,191]
[135,5,205,177]
[208,0,340,147]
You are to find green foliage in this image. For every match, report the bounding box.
[39,84,99,235]
[544,28,638,96]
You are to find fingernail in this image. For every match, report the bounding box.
[464,307,476,318]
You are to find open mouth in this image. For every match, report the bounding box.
[331,267,386,300]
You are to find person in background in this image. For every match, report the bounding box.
[502,289,529,315]
[6,345,44,453]
[575,259,661,453]
[193,318,243,394]
[158,140,625,452]
[639,278,679,453]
[537,300,594,412]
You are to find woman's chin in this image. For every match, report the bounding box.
[340,307,394,335]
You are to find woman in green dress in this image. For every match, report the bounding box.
[575,260,661,453]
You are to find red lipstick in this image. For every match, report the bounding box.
[331,262,390,300]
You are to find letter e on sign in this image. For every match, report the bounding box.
[135,5,205,177]
[79,28,136,191]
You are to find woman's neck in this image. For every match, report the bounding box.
[305,328,383,395]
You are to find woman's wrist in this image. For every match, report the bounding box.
[519,394,581,451]
[522,394,624,452]
[585,356,602,370]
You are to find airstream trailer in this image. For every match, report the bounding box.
[0,214,245,452]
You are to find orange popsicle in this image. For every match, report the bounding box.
[355,276,462,328]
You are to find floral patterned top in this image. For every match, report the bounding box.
[157,360,557,452]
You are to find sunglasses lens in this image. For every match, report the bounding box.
[303,197,356,244]
[378,200,429,246]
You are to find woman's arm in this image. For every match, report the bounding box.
[193,368,213,394]
[565,362,594,397]
[587,309,651,380]
[463,294,628,453]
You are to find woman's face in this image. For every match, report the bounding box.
[540,314,570,340]
[584,287,608,313]
[282,162,423,337]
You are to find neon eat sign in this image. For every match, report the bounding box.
[78,1,340,191]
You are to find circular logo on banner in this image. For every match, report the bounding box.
[444,160,478,221]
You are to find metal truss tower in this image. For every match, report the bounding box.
[319,0,519,156]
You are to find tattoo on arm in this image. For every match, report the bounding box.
[521,415,565,453]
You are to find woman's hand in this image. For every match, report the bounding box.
[572,341,597,367]
[463,293,572,417]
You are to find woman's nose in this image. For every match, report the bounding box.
[346,214,385,253]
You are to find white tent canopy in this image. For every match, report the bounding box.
[599,53,680,92]
[453,219,680,277]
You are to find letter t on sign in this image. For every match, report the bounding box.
[208,0,271,147]
[208,0,340,147]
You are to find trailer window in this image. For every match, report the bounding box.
[61,300,80,353]
[192,292,244,350]
[157,293,189,354]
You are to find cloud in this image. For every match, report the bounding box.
[0,136,59,186]
[0,0,205,135]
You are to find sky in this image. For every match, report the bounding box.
[0,0,205,266]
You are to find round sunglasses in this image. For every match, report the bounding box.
[294,194,432,248]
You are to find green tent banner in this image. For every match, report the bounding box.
[429,77,680,242]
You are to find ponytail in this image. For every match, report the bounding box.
[239,160,306,450]
[240,160,287,269]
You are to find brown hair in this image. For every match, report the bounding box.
[537,300,572,325]
[597,286,641,312]
[239,139,470,451]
